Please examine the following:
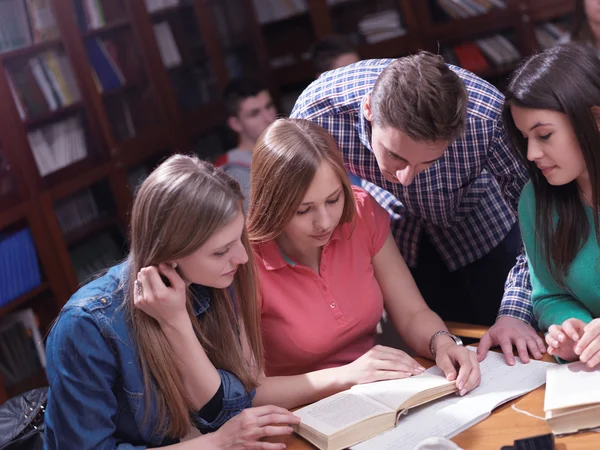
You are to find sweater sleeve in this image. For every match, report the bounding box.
[518,182,594,332]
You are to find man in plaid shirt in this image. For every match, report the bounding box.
[291,52,546,364]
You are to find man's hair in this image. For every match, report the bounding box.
[310,35,357,74]
[370,51,468,142]
[224,78,268,117]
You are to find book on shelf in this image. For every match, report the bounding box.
[153,22,182,69]
[0,308,46,389]
[358,9,406,44]
[7,50,81,121]
[85,37,125,92]
[25,0,60,43]
[0,0,33,53]
[73,0,107,31]
[293,372,457,450]
[0,229,42,308]
[70,231,124,283]
[252,0,307,25]
[145,0,181,13]
[544,361,600,436]
[535,22,570,49]
[437,0,506,19]
[475,34,520,66]
[54,188,103,236]
[27,116,88,176]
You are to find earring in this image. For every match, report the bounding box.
[171,262,178,269]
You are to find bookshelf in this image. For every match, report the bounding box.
[257,0,575,97]
[0,0,267,401]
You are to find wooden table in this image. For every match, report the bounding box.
[270,354,600,450]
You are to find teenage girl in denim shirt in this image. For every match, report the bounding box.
[44,155,299,449]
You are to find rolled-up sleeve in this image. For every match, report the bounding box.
[190,369,255,433]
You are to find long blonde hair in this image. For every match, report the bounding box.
[247,118,356,243]
[126,154,262,438]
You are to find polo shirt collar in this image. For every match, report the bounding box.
[257,228,343,271]
[356,94,374,153]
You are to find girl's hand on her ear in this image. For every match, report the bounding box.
[210,405,300,450]
[574,318,600,368]
[134,264,188,328]
[545,319,584,362]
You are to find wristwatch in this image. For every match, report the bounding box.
[429,330,463,359]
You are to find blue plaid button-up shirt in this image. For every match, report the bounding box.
[291,59,533,324]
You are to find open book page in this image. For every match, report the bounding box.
[352,349,553,450]
[350,373,454,410]
[545,361,600,412]
[293,391,394,436]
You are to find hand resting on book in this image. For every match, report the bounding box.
[434,339,481,396]
[343,345,426,385]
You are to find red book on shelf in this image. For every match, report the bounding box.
[452,42,490,74]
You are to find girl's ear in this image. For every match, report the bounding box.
[592,106,600,129]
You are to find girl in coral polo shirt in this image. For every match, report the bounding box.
[246,119,480,410]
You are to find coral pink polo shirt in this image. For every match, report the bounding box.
[253,187,390,376]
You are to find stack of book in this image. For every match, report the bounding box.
[252,0,308,24]
[7,50,81,121]
[0,0,60,53]
[437,0,507,19]
[70,232,124,283]
[27,116,88,176]
[0,228,42,308]
[0,308,46,388]
[358,9,406,44]
[535,22,569,49]
[54,189,103,236]
[145,0,181,13]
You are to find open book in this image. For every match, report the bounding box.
[293,372,457,450]
[544,361,600,435]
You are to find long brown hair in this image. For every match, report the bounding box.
[126,154,263,437]
[572,0,595,45]
[502,43,600,286]
[247,118,356,243]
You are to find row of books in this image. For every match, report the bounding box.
[0,228,42,308]
[70,231,124,283]
[54,188,103,236]
[0,0,60,54]
[85,37,126,93]
[437,0,507,19]
[73,0,112,31]
[7,50,81,121]
[535,22,569,49]
[27,116,88,176]
[358,9,406,44]
[441,34,520,74]
[0,308,46,388]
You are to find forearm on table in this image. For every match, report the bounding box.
[254,366,350,410]
[161,320,222,410]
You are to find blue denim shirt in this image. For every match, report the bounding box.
[44,263,255,450]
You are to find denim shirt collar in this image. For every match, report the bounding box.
[189,284,211,315]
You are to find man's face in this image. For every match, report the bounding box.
[229,91,277,144]
[364,97,448,186]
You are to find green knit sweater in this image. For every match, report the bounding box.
[519,181,600,331]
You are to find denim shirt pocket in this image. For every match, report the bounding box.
[190,369,255,433]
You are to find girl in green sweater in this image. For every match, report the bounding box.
[502,43,600,368]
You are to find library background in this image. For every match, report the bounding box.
[0,0,573,403]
